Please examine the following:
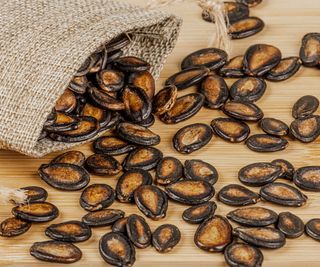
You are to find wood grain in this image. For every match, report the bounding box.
[1,0,320,266]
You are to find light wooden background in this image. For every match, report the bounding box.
[1,0,320,266]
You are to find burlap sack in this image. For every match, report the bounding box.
[0,0,182,158]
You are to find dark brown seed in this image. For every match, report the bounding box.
[134,185,168,220]
[45,221,91,242]
[93,136,136,155]
[260,182,307,207]
[84,154,122,176]
[12,202,59,222]
[80,184,115,211]
[194,215,233,252]
[152,224,181,253]
[126,214,152,248]
[222,101,264,121]
[88,52,103,73]
[165,180,214,205]
[238,162,282,186]
[38,163,90,191]
[211,117,250,143]
[96,69,124,92]
[271,159,295,180]
[54,89,77,113]
[227,207,278,227]
[219,55,245,78]
[181,48,228,70]
[106,49,124,64]
[69,75,88,94]
[233,227,286,249]
[82,209,125,227]
[173,123,213,154]
[292,95,319,119]
[49,116,99,142]
[277,212,304,238]
[229,17,265,39]
[73,95,86,116]
[305,218,320,241]
[224,242,264,267]
[294,166,320,191]
[106,33,131,52]
[116,169,152,202]
[246,134,288,152]
[230,77,266,102]
[290,115,320,142]
[117,122,160,146]
[137,114,155,128]
[114,56,150,72]
[99,232,135,266]
[218,184,260,206]
[0,217,31,237]
[112,217,128,234]
[184,159,218,185]
[156,157,183,185]
[243,44,282,76]
[299,33,320,67]
[44,112,79,133]
[260,118,289,136]
[266,56,301,81]
[153,85,178,115]
[165,67,209,90]
[81,102,111,129]
[19,186,48,203]
[30,240,82,263]
[236,0,263,7]
[128,71,155,99]
[182,202,217,224]
[44,111,56,127]
[87,86,125,111]
[160,93,204,124]
[200,75,229,109]
[123,147,163,171]
[76,57,92,76]
[51,151,85,166]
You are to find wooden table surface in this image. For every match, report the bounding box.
[1,0,320,266]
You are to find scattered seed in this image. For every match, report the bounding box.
[219,55,245,78]
[184,159,218,185]
[0,217,31,237]
[218,184,260,206]
[81,102,111,130]
[294,166,320,191]
[246,134,288,152]
[305,218,320,241]
[236,0,263,7]
[156,157,183,185]
[230,77,266,102]
[84,154,122,176]
[136,114,155,128]
[292,95,319,119]
[51,151,85,166]
[128,71,155,99]
[222,101,264,121]
[229,17,264,39]
[19,186,48,203]
[266,56,301,81]
[126,214,152,248]
[299,33,320,67]
[82,209,125,227]
[260,118,289,136]
[152,85,178,115]
[12,202,59,222]
[277,212,304,238]
[152,224,181,253]
[112,217,128,234]
[182,202,217,224]
[93,136,136,156]
[271,159,295,180]
[290,115,320,142]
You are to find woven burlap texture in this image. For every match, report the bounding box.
[0,0,182,158]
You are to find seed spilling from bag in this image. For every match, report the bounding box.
[243,44,282,76]
[165,180,214,205]
[229,17,265,39]
[0,217,31,237]
[45,220,92,242]
[299,33,320,67]
[152,85,178,115]
[292,95,319,119]
[238,162,282,186]
[12,202,59,222]
[82,209,125,227]
[227,207,278,227]
[117,122,160,146]
[30,240,82,263]
[152,224,181,253]
[51,151,86,166]
[277,212,304,238]
[294,166,320,191]
[93,136,136,155]
[69,75,88,94]
[218,184,260,206]
[114,56,150,72]
[222,101,264,121]
[233,227,286,249]
[194,215,233,252]
[44,112,79,133]
[305,218,320,241]
[230,77,266,102]
[123,147,163,171]
[99,232,135,266]
[182,202,217,224]
[55,89,77,113]
[160,93,205,124]
[80,184,115,211]
[260,118,289,136]
[96,69,124,92]
[260,182,307,207]
[271,159,295,180]
[246,134,288,152]
[156,157,183,185]
[134,185,168,220]
[181,48,228,70]
[224,242,264,267]
[184,159,218,185]
[128,71,155,99]
[81,103,111,130]
[173,123,213,154]
[290,115,320,143]
[266,56,301,81]
[126,214,152,248]
[38,163,90,191]
[84,154,122,176]
[19,186,48,203]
